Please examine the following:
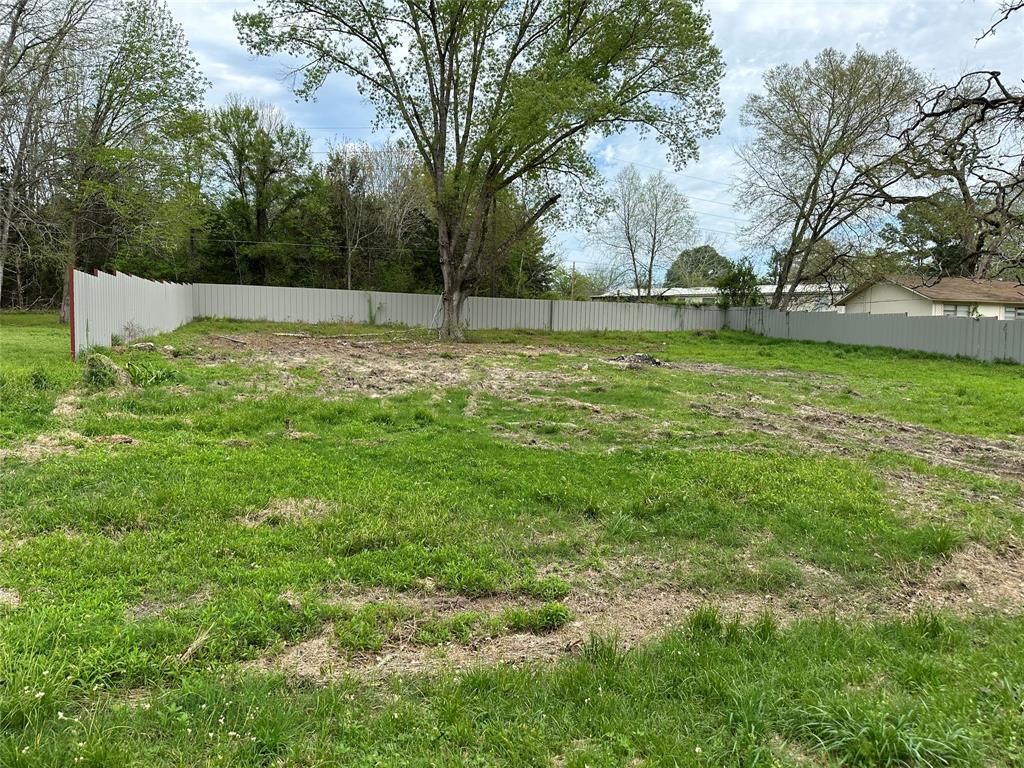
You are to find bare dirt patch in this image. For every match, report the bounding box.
[691,399,1024,482]
[239,498,334,528]
[0,429,142,463]
[204,333,601,414]
[247,542,1024,680]
[0,588,20,607]
[0,430,85,463]
[901,541,1024,614]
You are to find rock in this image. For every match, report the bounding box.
[131,342,157,352]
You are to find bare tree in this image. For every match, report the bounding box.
[884,72,1023,278]
[592,166,698,298]
[0,0,98,305]
[324,143,382,290]
[980,0,1024,39]
[736,47,923,308]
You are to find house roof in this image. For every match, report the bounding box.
[593,284,838,300]
[838,276,1024,306]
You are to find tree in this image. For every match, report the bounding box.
[736,47,923,309]
[665,243,730,287]
[0,0,99,306]
[879,193,975,274]
[321,139,427,290]
[59,0,208,319]
[981,0,1023,38]
[886,72,1024,279]
[324,143,382,290]
[236,0,724,338]
[714,258,761,308]
[208,96,311,283]
[592,166,698,297]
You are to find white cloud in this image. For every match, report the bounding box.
[165,0,1023,266]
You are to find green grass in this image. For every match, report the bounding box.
[1,311,1023,766]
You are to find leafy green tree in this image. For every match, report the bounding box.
[207,96,312,283]
[236,0,724,338]
[715,259,762,308]
[665,244,731,287]
[878,193,973,275]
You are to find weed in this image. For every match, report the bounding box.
[82,352,128,389]
[28,369,51,390]
[788,701,972,766]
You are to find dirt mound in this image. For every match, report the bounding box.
[239,498,333,527]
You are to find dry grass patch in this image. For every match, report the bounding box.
[238,498,334,528]
[902,540,1024,614]
[0,429,85,463]
[127,586,213,621]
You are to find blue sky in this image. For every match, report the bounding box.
[167,0,1022,272]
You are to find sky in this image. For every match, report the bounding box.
[166,0,1023,273]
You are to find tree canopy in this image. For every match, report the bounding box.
[665,244,731,287]
[236,0,725,336]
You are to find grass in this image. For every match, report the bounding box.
[1,310,1023,766]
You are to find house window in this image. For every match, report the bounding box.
[943,304,971,317]
[1006,306,1024,320]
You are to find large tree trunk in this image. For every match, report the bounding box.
[439,287,466,341]
[438,231,468,340]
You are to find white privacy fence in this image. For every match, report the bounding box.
[726,307,1024,364]
[70,270,720,357]
[70,269,1023,364]
[70,270,195,358]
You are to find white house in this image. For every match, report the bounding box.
[837,276,1024,320]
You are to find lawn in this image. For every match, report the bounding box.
[1,311,1023,766]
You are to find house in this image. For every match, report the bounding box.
[837,276,1024,320]
[592,283,842,311]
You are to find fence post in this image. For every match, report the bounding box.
[548,299,554,331]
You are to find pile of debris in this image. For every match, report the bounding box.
[610,353,666,367]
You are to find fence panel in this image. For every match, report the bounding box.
[69,270,1023,363]
[722,306,1023,364]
